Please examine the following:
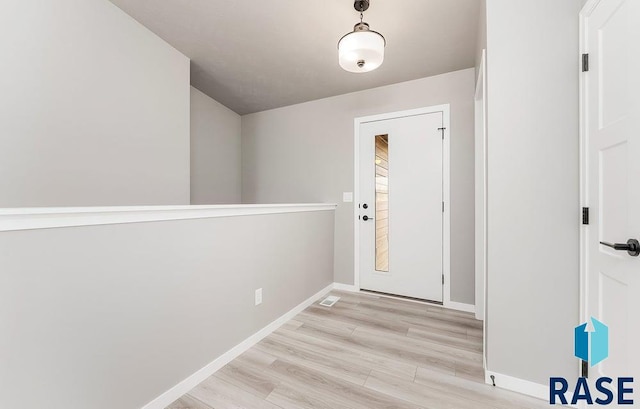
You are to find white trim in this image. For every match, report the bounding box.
[352,106,450,125]
[332,283,360,292]
[353,105,452,305]
[141,283,334,409]
[485,371,548,402]
[440,106,453,309]
[334,284,475,311]
[444,301,476,313]
[579,0,599,330]
[581,0,600,16]
[475,48,489,374]
[354,117,361,290]
[0,204,337,232]
[578,0,599,387]
[474,49,488,322]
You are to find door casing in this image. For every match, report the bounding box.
[579,3,593,381]
[475,49,488,372]
[353,105,455,309]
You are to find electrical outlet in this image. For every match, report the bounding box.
[255,288,263,306]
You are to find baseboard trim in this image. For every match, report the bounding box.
[485,370,548,402]
[140,283,334,409]
[332,283,359,292]
[444,301,476,313]
[334,284,477,315]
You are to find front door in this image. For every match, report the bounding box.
[583,0,639,386]
[358,111,445,302]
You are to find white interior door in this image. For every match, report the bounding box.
[583,0,639,386]
[358,112,444,302]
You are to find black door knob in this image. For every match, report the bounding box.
[600,239,640,257]
[363,204,368,209]
[362,215,373,221]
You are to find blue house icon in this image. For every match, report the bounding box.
[575,317,609,367]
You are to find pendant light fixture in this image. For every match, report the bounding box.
[338,0,386,73]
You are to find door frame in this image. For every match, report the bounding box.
[578,0,593,339]
[578,0,599,380]
[475,50,488,372]
[475,49,488,323]
[353,105,453,307]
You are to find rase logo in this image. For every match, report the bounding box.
[575,317,609,367]
[549,318,634,406]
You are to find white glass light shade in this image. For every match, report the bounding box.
[338,29,385,73]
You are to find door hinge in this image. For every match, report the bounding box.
[582,53,589,72]
[442,274,444,285]
[581,360,589,378]
[438,127,446,140]
[582,207,589,225]
[442,202,445,212]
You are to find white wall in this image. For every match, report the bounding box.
[486,0,582,386]
[190,87,242,204]
[0,208,335,409]
[0,0,190,207]
[242,69,476,305]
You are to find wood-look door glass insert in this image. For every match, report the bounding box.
[375,134,389,272]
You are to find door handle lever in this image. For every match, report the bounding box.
[362,215,374,221]
[600,239,640,257]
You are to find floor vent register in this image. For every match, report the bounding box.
[319,296,340,307]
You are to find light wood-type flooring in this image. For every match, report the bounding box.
[167,290,548,409]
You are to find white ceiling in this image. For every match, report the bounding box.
[109,0,481,114]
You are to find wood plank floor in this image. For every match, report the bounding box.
[167,291,548,409]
